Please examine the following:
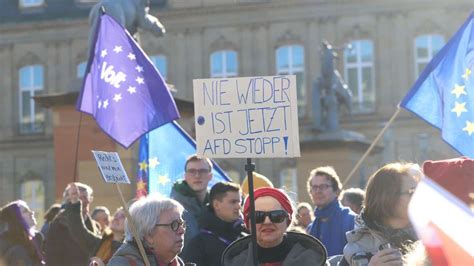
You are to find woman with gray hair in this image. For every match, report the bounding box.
[108,195,186,266]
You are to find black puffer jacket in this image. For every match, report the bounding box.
[222,231,327,266]
[182,207,245,266]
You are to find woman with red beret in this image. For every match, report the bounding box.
[222,187,327,265]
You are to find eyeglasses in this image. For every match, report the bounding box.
[155,219,186,232]
[311,184,331,192]
[255,210,288,224]
[400,188,416,196]
[185,168,210,175]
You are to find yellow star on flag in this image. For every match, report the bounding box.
[138,160,148,172]
[451,84,466,98]
[148,157,160,169]
[462,68,471,81]
[451,102,468,117]
[136,180,147,191]
[157,175,170,186]
[462,121,474,136]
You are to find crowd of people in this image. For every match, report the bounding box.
[1,154,467,265]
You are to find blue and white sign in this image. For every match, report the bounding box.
[193,75,300,158]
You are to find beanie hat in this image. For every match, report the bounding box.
[243,187,293,228]
[422,157,474,205]
[241,172,274,197]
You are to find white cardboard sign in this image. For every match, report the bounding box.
[92,150,130,184]
[193,75,300,158]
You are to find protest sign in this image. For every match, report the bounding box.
[193,75,300,158]
[92,150,130,183]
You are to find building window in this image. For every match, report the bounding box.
[415,34,445,78]
[20,0,44,8]
[150,55,168,80]
[276,45,305,115]
[77,61,87,79]
[344,40,375,113]
[19,65,44,134]
[20,179,45,226]
[210,50,238,78]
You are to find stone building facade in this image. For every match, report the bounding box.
[0,0,469,218]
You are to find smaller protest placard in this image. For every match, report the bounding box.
[92,150,130,184]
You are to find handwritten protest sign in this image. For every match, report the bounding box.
[193,75,300,158]
[92,150,130,183]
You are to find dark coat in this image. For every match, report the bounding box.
[170,180,209,255]
[44,203,101,266]
[182,207,245,266]
[222,231,327,266]
[64,202,122,263]
[0,232,44,266]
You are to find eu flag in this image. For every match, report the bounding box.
[401,12,474,157]
[76,14,180,148]
[136,121,230,197]
[136,137,149,198]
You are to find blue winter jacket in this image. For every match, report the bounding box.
[308,199,355,256]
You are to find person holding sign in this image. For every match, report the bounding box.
[44,182,101,266]
[108,195,186,266]
[170,155,213,253]
[62,184,125,266]
[222,187,327,265]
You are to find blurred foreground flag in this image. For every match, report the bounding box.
[401,12,474,157]
[408,177,474,266]
[76,14,180,148]
[135,121,230,197]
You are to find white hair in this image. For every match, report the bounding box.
[125,194,184,242]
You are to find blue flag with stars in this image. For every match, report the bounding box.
[401,12,474,157]
[77,14,180,148]
[136,121,231,198]
[136,136,149,198]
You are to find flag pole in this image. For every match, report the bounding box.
[245,158,259,266]
[73,113,84,182]
[115,182,151,266]
[343,105,402,187]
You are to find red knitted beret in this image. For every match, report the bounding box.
[243,187,294,228]
[422,156,474,205]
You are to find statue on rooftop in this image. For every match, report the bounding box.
[89,0,166,50]
[312,41,353,131]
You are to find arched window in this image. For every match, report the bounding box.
[210,50,238,78]
[414,34,444,78]
[19,65,44,134]
[150,55,168,80]
[276,45,305,114]
[344,40,375,113]
[20,179,45,226]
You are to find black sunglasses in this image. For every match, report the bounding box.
[155,219,186,232]
[255,210,288,224]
